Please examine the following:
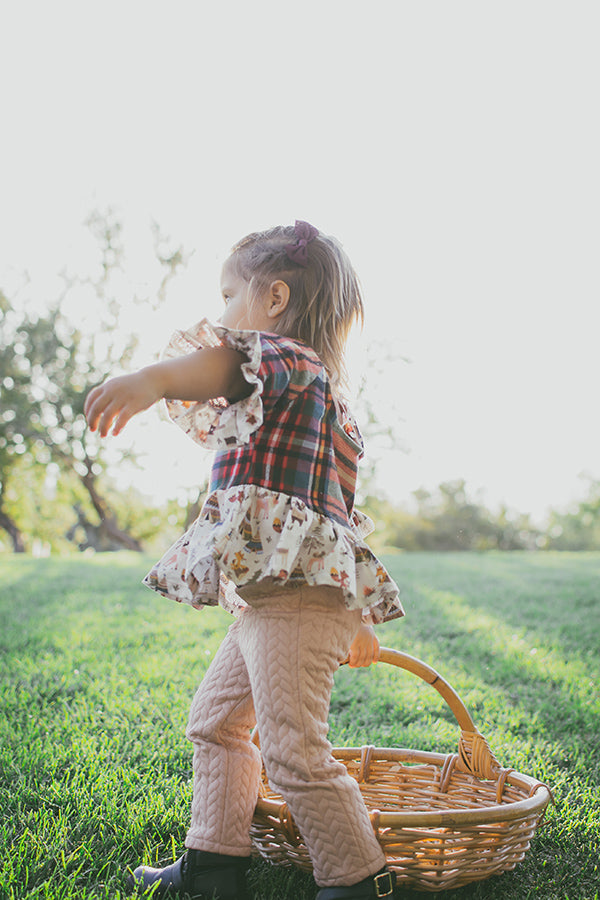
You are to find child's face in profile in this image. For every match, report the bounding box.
[219,257,264,331]
[219,256,288,332]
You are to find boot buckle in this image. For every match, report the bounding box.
[374,870,394,896]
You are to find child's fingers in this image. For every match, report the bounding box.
[99,412,118,437]
[111,405,136,436]
[84,397,101,431]
[84,386,105,426]
[86,384,130,436]
[85,394,110,433]
[348,637,380,668]
[96,407,117,437]
[349,646,369,668]
[85,385,109,429]
[87,394,123,437]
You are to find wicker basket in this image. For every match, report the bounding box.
[250,648,553,892]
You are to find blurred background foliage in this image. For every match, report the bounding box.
[0,210,192,555]
[362,476,600,556]
[1,211,599,556]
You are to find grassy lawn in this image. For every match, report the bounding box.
[1,552,598,899]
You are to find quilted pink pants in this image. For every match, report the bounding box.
[184,584,386,887]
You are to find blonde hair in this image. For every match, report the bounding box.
[227,224,364,390]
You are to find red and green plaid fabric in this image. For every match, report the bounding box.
[209,334,363,528]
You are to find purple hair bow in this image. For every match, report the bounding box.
[284,220,319,267]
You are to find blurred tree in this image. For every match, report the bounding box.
[544,477,600,550]
[0,210,189,552]
[353,336,409,502]
[0,290,143,550]
[0,290,32,550]
[410,480,501,550]
[0,450,84,554]
[363,479,541,552]
[0,445,187,555]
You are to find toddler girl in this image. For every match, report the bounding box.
[85,221,404,899]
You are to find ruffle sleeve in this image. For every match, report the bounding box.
[162,319,320,451]
[162,319,265,449]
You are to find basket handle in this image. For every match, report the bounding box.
[353,647,476,732]
[343,647,502,779]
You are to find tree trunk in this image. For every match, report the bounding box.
[0,507,26,552]
[79,469,143,552]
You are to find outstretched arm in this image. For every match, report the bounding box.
[85,346,249,437]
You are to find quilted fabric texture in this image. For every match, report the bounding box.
[185,585,386,887]
[185,626,262,856]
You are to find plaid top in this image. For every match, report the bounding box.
[209,333,363,529]
[153,320,403,624]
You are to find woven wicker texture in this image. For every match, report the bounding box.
[251,649,552,892]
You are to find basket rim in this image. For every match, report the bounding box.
[255,773,551,827]
[253,648,553,828]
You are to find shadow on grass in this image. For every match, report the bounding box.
[386,551,600,656]
[2,553,599,899]
[381,553,600,764]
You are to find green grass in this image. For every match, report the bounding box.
[1,552,599,899]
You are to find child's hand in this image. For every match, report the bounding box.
[85,347,249,438]
[84,369,163,437]
[347,624,380,668]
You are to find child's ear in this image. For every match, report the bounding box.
[266,280,290,319]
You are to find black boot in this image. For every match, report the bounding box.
[127,849,251,899]
[316,866,396,899]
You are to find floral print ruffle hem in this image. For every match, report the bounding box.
[144,484,404,626]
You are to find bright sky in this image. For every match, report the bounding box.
[1,1,599,523]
